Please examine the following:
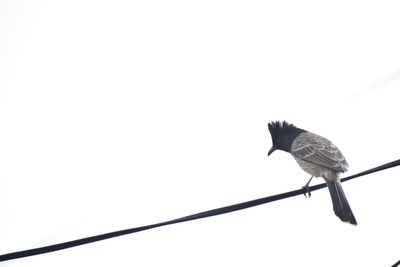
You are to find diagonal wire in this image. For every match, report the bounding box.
[391,259,400,267]
[1,159,399,262]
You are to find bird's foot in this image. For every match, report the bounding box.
[302,176,314,198]
[302,184,311,198]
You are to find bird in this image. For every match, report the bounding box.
[267,121,357,225]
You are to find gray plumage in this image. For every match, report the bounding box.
[268,121,357,225]
[291,131,348,176]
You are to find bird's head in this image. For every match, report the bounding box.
[267,121,305,156]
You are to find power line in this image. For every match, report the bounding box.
[391,259,400,267]
[1,159,399,263]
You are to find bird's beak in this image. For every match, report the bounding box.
[268,146,277,156]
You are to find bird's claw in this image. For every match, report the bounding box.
[302,185,311,198]
[302,176,313,198]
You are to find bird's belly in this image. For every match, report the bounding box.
[294,158,332,178]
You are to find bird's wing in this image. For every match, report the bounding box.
[291,132,348,173]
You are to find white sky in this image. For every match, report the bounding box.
[1,1,400,266]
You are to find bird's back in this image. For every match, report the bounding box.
[291,132,348,174]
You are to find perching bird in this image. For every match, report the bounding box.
[267,121,357,225]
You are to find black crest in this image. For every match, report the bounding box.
[268,121,305,153]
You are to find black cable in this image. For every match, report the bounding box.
[392,259,400,267]
[1,159,399,262]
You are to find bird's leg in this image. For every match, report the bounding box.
[302,176,314,198]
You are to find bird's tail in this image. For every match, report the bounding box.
[326,176,357,225]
